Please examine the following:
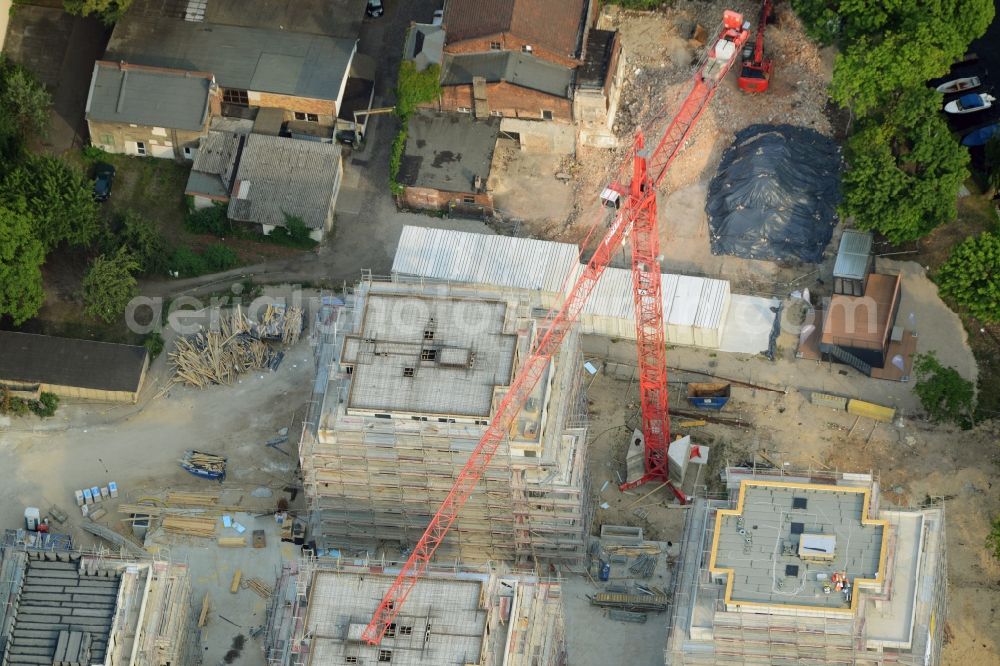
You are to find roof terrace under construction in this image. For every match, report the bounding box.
[263,559,566,666]
[300,278,590,564]
[664,469,947,665]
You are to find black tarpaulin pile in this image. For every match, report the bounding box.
[705,125,841,263]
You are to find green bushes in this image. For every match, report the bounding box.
[389,61,441,194]
[0,387,59,418]
[168,244,238,277]
[389,126,407,194]
[912,352,976,427]
[935,232,1000,323]
[185,204,231,236]
[143,330,165,359]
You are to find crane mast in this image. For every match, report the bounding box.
[361,10,749,646]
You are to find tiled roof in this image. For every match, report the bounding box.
[443,0,587,58]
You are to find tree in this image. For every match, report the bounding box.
[985,134,1000,197]
[840,87,969,243]
[2,155,100,249]
[394,61,441,119]
[0,203,45,324]
[0,57,51,163]
[912,352,975,427]
[63,0,133,24]
[201,244,238,272]
[117,210,169,274]
[82,247,140,323]
[935,232,1000,322]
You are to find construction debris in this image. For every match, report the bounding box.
[168,307,273,387]
[217,537,247,547]
[590,591,669,612]
[628,554,658,578]
[180,450,227,481]
[230,569,242,593]
[78,522,149,559]
[198,594,210,628]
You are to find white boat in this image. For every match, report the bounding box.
[944,93,995,114]
[936,76,981,94]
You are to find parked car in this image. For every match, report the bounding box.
[432,9,443,25]
[335,129,359,147]
[366,0,383,17]
[93,163,115,202]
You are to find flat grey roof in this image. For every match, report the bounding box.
[712,482,885,612]
[106,18,355,101]
[127,0,366,39]
[342,294,516,417]
[4,556,121,665]
[399,111,499,192]
[227,134,341,230]
[441,52,574,98]
[834,230,873,281]
[0,331,148,393]
[86,61,211,131]
[305,570,486,665]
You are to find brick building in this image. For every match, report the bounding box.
[574,28,625,147]
[441,0,593,68]
[398,111,500,215]
[105,16,356,132]
[85,61,218,159]
[438,51,574,121]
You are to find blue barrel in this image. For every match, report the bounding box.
[598,561,611,581]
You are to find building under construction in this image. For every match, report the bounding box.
[263,557,565,666]
[0,545,194,666]
[299,277,591,564]
[664,468,947,665]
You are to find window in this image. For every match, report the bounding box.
[423,330,434,340]
[183,146,194,159]
[398,625,413,636]
[541,109,553,120]
[344,365,353,375]
[100,134,113,145]
[463,196,475,204]
[403,367,415,378]
[378,650,392,663]
[294,112,320,122]
[456,106,472,113]
[386,623,397,638]
[222,88,249,106]
[420,349,437,361]
[522,44,533,53]
[345,659,358,664]
[490,110,503,117]
[489,41,501,50]
[135,141,146,156]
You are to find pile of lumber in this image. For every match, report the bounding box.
[169,307,272,387]
[243,577,273,599]
[167,491,221,506]
[254,304,303,345]
[162,516,217,538]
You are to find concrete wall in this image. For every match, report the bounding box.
[445,33,580,68]
[88,120,207,160]
[0,0,12,53]
[438,82,572,122]
[575,31,624,148]
[499,117,575,154]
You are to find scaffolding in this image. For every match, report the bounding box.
[263,556,566,666]
[298,277,592,565]
[664,469,948,666]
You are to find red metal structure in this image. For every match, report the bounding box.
[738,0,774,93]
[361,11,749,646]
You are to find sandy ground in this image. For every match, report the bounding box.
[0,326,315,664]
[488,139,576,225]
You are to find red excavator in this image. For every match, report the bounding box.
[738,0,774,92]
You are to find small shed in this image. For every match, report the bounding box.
[0,332,149,403]
[833,230,874,296]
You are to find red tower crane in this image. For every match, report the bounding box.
[737,0,774,93]
[361,11,749,646]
